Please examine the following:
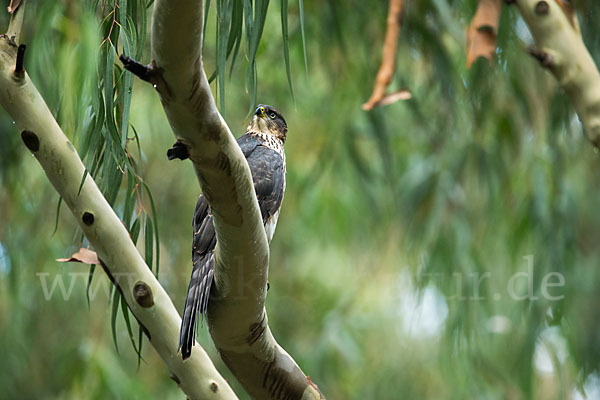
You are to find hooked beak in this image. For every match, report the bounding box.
[255,105,266,118]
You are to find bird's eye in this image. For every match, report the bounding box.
[269,112,276,119]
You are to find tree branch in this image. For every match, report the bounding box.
[6,0,25,44]
[362,0,410,111]
[146,0,324,398]
[515,0,600,147]
[0,14,237,400]
[466,0,503,68]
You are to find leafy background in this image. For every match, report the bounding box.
[1,0,600,399]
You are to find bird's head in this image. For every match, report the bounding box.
[247,104,287,142]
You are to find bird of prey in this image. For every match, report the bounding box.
[170,104,288,360]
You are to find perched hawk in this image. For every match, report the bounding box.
[172,104,288,360]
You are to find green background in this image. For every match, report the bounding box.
[1,1,600,399]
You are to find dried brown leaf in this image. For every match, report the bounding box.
[57,248,100,265]
[466,0,503,68]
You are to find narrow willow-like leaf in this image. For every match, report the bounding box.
[228,2,243,78]
[136,2,147,59]
[119,0,133,147]
[243,0,270,113]
[216,0,233,115]
[144,216,154,273]
[105,154,124,206]
[86,263,96,309]
[129,124,142,159]
[137,324,143,369]
[120,295,142,361]
[111,289,121,354]
[208,70,217,84]
[143,182,160,275]
[130,217,141,243]
[118,0,128,41]
[298,0,308,77]
[77,169,89,196]
[103,47,115,142]
[52,196,62,237]
[122,175,136,227]
[242,0,254,110]
[203,0,211,50]
[280,0,295,100]
[120,71,134,147]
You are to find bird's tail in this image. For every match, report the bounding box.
[178,251,215,360]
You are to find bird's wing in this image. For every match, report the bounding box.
[246,145,286,224]
[192,194,216,257]
[178,194,216,359]
[237,133,260,157]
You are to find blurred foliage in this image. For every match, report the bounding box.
[1,0,600,399]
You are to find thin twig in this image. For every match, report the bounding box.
[100,0,120,47]
[6,0,26,44]
[362,0,406,111]
[120,54,153,82]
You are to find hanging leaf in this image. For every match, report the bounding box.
[57,248,100,265]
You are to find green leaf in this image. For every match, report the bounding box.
[77,169,89,196]
[216,0,233,115]
[243,0,271,113]
[144,216,154,273]
[137,324,144,369]
[120,294,143,361]
[118,0,133,148]
[203,0,212,51]
[136,4,148,59]
[143,182,160,275]
[85,264,96,309]
[129,124,142,159]
[122,175,136,227]
[228,0,244,77]
[111,289,121,354]
[52,196,62,237]
[280,0,295,101]
[130,217,141,243]
[298,0,308,77]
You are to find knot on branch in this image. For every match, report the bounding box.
[82,212,95,225]
[534,1,549,15]
[21,130,39,152]
[133,281,154,308]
